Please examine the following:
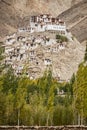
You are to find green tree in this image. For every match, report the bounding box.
[0,80,6,125]
[5,90,14,125]
[15,78,29,125]
[73,63,87,125]
[2,67,18,94]
[0,67,75,125]
[0,45,5,74]
[56,34,68,43]
[84,43,87,61]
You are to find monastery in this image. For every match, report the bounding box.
[30,14,66,34]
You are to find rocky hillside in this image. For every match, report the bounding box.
[3,31,85,81]
[13,0,82,16]
[0,0,83,39]
[58,0,87,43]
[0,0,86,81]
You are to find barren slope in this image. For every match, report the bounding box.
[13,0,82,16]
[58,0,87,42]
[0,0,19,39]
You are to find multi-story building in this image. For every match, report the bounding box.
[30,14,66,34]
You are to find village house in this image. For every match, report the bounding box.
[4,15,69,79]
[30,14,66,34]
[6,33,16,39]
[6,38,16,45]
[44,58,52,66]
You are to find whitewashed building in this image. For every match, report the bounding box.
[30,14,66,34]
[44,59,52,66]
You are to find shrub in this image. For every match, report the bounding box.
[56,34,68,43]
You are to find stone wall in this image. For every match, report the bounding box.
[0,126,87,130]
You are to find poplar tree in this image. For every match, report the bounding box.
[73,63,87,125]
[84,43,87,61]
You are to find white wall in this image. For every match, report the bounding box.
[30,22,66,33]
[6,39,16,45]
[46,25,66,31]
[44,59,52,65]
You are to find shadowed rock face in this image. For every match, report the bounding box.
[0,0,83,38]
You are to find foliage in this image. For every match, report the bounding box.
[73,62,87,125]
[0,45,5,73]
[0,57,87,125]
[84,43,87,61]
[0,69,75,126]
[56,34,68,43]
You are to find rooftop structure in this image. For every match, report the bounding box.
[30,14,66,34]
